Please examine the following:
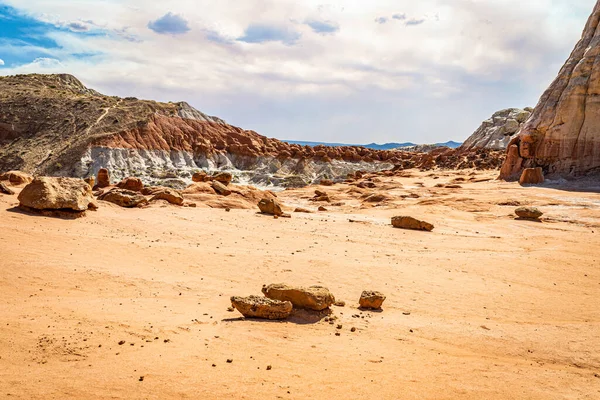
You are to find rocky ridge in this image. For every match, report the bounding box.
[460,108,532,151]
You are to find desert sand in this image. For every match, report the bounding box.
[1,170,599,399]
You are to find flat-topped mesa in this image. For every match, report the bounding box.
[499,1,600,180]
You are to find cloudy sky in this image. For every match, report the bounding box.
[0,1,595,144]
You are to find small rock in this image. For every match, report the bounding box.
[258,198,283,216]
[334,300,346,307]
[212,181,231,196]
[262,283,335,311]
[318,206,327,212]
[294,207,312,213]
[391,216,434,232]
[212,172,233,186]
[359,291,386,310]
[351,327,356,332]
[0,182,15,195]
[515,207,543,220]
[226,359,233,363]
[266,365,272,370]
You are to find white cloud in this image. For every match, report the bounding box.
[0,59,4,66]
[0,0,595,144]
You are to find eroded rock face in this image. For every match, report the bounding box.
[460,108,532,151]
[359,291,386,310]
[262,284,335,311]
[391,216,434,232]
[18,177,97,212]
[500,2,600,179]
[519,167,545,185]
[230,296,293,320]
[98,188,148,208]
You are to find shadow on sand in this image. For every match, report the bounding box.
[222,308,334,325]
[6,206,86,220]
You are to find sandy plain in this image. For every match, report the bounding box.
[1,170,599,399]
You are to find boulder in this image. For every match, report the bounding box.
[0,170,33,186]
[212,181,231,196]
[320,179,334,186]
[262,283,335,311]
[391,216,434,232]
[318,206,327,212]
[149,188,184,205]
[18,177,98,212]
[258,198,283,216]
[116,177,143,192]
[359,291,386,310]
[0,182,14,195]
[519,167,544,185]
[230,295,293,320]
[84,176,95,188]
[515,207,543,220]
[96,168,110,188]
[98,188,148,208]
[212,172,233,186]
[294,207,313,213]
[192,171,209,182]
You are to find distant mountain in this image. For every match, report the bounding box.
[283,140,462,150]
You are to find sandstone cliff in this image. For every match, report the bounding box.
[500,1,600,179]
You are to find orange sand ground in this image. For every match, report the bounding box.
[1,170,599,399]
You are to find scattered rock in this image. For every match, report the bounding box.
[294,207,312,213]
[0,170,33,186]
[98,188,148,208]
[391,216,434,232]
[334,300,346,307]
[262,283,335,311]
[258,198,283,216]
[318,206,327,212]
[359,291,386,310]
[96,168,110,188]
[351,327,357,332]
[149,188,184,205]
[212,181,232,196]
[116,177,144,192]
[519,167,545,185]
[515,207,543,220]
[445,184,462,189]
[320,179,334,186]
[0,182,14,195]
[18,177,98,215]
[192,171,209,182]
[230,295,293,320]
[212,172,233,186]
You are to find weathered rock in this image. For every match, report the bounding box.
[84,176,95,188]
[230,296,292,320]
[150,188,184,205]
[116,177,143,192]
[460,108,530,151]
[318,206,327,212]
[261,283,335,311]
[500,2,600,178]
[192,171,209,182]
[96,168,110,188]
[320,179,334,186]
[258,198,283,216]
[212,172,233,186]
[0,170,33,186]
[98,188,148,208]
[212,180,232,196]
[18,177,97,212]
[515,207,543,220]
[294,207,313,213]
[0,182,15,195]
[519,167,545,185]
[359,291,386,310]
[391,216,434,232]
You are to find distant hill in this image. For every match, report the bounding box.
[284,140,462,150]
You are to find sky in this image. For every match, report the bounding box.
[0,0,595,144]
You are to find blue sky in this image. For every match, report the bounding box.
[0,0,595,144]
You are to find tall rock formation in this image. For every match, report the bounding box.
[500,1,600,179]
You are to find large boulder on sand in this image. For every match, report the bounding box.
[116,177,143,192]
[230,296,293,320]
[359,291,386,310]
[262,283,335,311]
[0,170,33,186]
[18,177,98,212]
[212,172,233,186]
[96,168,110,188]
[258,198,283,216]
[391,216,434,232]
[98,188,148,208]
